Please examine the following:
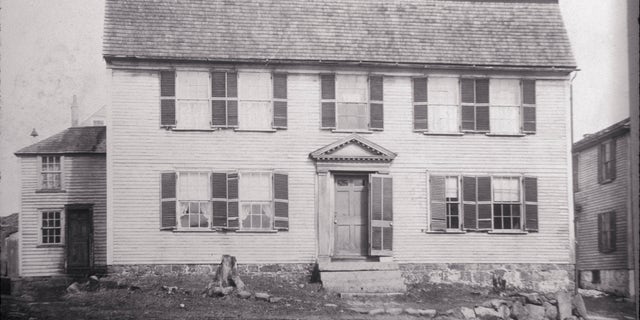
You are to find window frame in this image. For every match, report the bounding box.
[176,170,213,231]
[175,70,213,130]
[38,155,64,192]
[488,78,522,135]
[321,73,383,132]
[598,211,616,253]
[598,139,616,184]
[426,76,460,134]
[444,176,461,229]
[236,71,275,131]
[38,208,65,246]
[491,176,522,230]
[238,171,275,231]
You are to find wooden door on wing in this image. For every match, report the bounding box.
[333,175,368,258]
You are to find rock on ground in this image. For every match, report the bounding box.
[572,294,589,319]
[526,304,545,320]
[418,309,438,317]
[368,308,385,315]
[459,306,476,319]
[254,292,270,301]
[237,290,252,299]
[386,307,403,315]
[556,291,573,320]
[474,306,502,320]
[543,301,558,320]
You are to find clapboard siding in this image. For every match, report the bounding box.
[20,155,107,277]
[575,135,629,270]
[110,68,571,265]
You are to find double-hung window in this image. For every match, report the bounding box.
[238,72,273,130]
[598,139,616,184]
[428,77,459,133]
[176,71,211,130]
[430,174,538,232]
[598,211,616,253]
[320,74,384,131]
[239,172,274,230]
[40,156,62,190]
[177,172,211,229]
[40,210,63,244]
[489,79,521,134]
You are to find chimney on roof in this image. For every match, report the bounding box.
[71,95,79,127]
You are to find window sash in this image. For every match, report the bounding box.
[40,156,62,189]
[177,172,211,229]
[239,172,274,230]
[336,102,368,130]
[41,210,63,244]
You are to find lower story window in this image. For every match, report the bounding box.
[239,172,273,230]
[41,210,62,244]
[445,176,460,229]
[492,177,521,230]
[178,172,211,229]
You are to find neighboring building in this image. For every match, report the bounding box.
[99,0,576,292]
[573,118,634,297]
[1,212,19,278]
[14,126,106,276]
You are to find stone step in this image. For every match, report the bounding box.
[321,270,407,293]
[318,261,400,272]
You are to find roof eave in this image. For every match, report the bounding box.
[572,118,631,153]
[14,151,107,157]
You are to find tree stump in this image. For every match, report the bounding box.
[204,255,246,297]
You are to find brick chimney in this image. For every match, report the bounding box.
[71,95,79,127]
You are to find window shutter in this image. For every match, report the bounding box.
[609,211,616,252]
[476,106,490,132]
[598,213,604,252]
[369,103,384,130]
[211,172,228,229]
[273,73,288,129]
[273,173,289,230]
[321,102,336,129]
[160,172,177,229]
[460,79,474,104]
[461,105,475,131]
[227,73,238,98]
[597,144,604,183]
[369,75,384,130]
[477,177,492,230]
[413,78,428,131]
[369,76,383,101]
[475,79,489,104]
[321,74,335,100]
[462,176,477,230]
[227,173,239,229]
[610,139,617,180]
[160,71,176,127]
[430,175,447,231]
[212,101,227,126]
[369,174,393,256]
[522,80,536,133]
[212,72,227,97]
[321,74,336,129]
[524,176,539,231]
[227,100,238,127]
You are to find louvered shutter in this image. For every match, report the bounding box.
[475,79,489,104]
[369,103,383,130]
[610,139,617,180]
[160,172,177,229]
[227,173,239,229]
[476,106,490,132]
[211,172,228,228]
[477,177,492,229]
[227,73,238,127]
[273,173,289,230]
[524,176,539,231]
[609,211,616,252]
[321,75,336,129]
[273,73,288,129]
[462,176,477,230]
[370,174,393,256]
[598,144,604,183]
[413,78,428,130]
[460,79,475,103]
[369,76,384,130]
[211,72,227,126]
[160,71,176,126]
[430,175,447,231]
[522,80,536,133]
[598,213,604,252]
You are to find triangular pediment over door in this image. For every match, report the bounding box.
[309,134,397,163]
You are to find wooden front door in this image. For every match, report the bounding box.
[66,208,93,274]
[334,175,368,258]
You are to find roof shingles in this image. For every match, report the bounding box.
[103,0,576,68]
[15,126,106,155]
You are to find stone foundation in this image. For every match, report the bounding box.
[107,263,315,282]
[579,269,632,297]
[400,263,574,293]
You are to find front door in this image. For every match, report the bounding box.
[334,175,368,258]
[66,208,93,274]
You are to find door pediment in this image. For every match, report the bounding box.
[309,134,397,162]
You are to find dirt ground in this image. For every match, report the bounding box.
[1,274,637,320]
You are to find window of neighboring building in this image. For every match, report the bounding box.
[598,211,616,253]
[40,210,63,244]
[40,156,62,190]
[177,171,211,229]
[598,139,616,184]
[239,172,273,230]
[489,79,521,134]
[320,74,383,131]
[591,270,601,284]
[460,78,490,132]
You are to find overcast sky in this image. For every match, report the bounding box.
[0,0,633,215]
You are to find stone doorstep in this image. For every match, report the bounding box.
[321,270,407,293]
[318,261,400,272]
[339,292,405,298]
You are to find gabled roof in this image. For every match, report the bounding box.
[103,0,576,70]
[15,126,106,156]
[310,134,397,162]
[572,118,631,153]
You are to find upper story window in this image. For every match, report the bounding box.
[320,74,384,131]
[414,77,536,135]
[159,70,287,131]
[430,174,538,232]
[598,139,616,184]
[40,156,62,190]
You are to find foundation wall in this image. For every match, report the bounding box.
[579,269,632,297]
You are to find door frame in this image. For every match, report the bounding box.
[64,203,94,275]
[332,173,370,259]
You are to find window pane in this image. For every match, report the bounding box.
[336,75,367,103]
[176,71,209,99]
[493,177,520,202]
[490,79,520,106]
[337,103,367,130]
[238,101,272,130]
[238,72,271,101]
[445,177,458,199]
[429,105,458,133]
[176,101,210,129]
[428,77,458,105]
[490,106,520,134]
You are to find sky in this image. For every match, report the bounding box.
[0,0,633,216]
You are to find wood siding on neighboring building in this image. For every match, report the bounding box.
[109,67,572,265]
[19,155,107,276]
[575,135,630,271]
